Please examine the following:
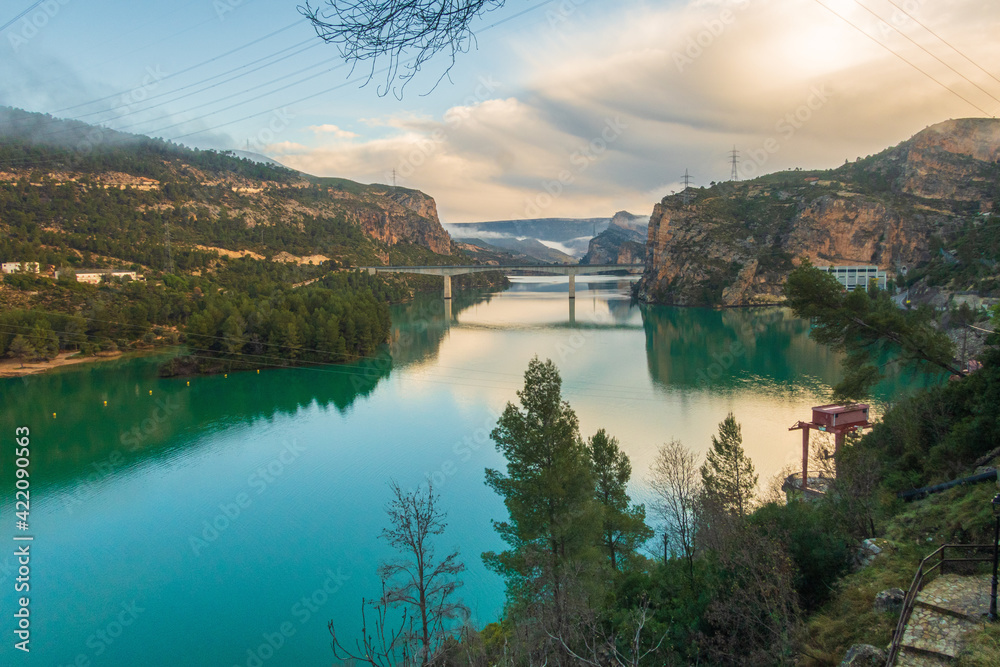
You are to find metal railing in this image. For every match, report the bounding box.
[886,543,994,666]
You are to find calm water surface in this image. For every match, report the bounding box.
[0,276,936,665]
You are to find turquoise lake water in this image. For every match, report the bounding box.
[0,276,936,665]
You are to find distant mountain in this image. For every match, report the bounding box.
[445,217,613,261]
[460,236,576,264]
[581,211,648,265]
[446,217,611,241]
[636,118,1000,306]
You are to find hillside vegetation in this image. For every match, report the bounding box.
[638,118,1000,306]
[0,107,507,371]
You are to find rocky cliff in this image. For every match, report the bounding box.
[0,106,454,262]
[637,118,1000,306]
[347,187,452,255]
[581,211,647,264]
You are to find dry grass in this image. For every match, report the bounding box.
[799,483,997,665]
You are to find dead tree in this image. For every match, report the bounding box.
[378,481,469,664]
[649,439,700,580]
[330,580,411,666]
[546,596,669,666]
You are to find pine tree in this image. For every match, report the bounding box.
[785,258,963,399]
[701,412,757,518]
[29,321,59,360]
[483,357,600,639]
[8,335,35,368]
[588,429,653,571]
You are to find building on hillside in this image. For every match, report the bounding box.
[1,261,40,274]
[62,269,142,284]
[814,264,887,291]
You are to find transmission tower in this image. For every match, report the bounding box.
[730,146,740,181]
[681,169,693,205]
[392,168,397,188]
[164,219,173,274]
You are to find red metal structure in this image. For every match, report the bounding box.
[789,404,872,495]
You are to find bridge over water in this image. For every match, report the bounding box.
[359,263,645,299]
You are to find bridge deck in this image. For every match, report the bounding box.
[357,264,644,272]
[357,263,644,299]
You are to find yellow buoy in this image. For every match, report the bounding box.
[224,374,228,378]
[53,413,56,418]
[103,400,107,406]
[187,381,190,386]
[149,390,153,396]
[257,369,260,374]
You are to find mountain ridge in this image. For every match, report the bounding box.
[636,118,1000,306]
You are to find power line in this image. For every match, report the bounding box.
[0,41,326,155]
[0,0,565,163]
[883,0,1000,89]
[13,0,252,99]
[811,0,994,117]
[849,0,1000,110]
[51,18,305,115]
[0,0,44,33]
[160,0,564,142]
[74,40,322,123]
[100,46,332,134]
[140,59,352,138]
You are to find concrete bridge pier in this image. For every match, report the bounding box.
[569,298,576,325]
[568,273,576,299]
[443,275,452,300]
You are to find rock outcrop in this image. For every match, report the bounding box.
[637,118,1000,306]
[581,211,647,264]
[839,644,887,667]
[874,588,905,613]
[350,188,452,255]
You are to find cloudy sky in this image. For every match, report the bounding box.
[2,0,999,222]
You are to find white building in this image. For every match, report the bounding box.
[1,261,40,274]
[69,269,141,284]
[815,265,888,291]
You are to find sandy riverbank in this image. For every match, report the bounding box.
[0,350,123,378]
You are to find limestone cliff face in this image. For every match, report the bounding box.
[581,211,647,264]
[638,118,1000,306]
[348,189,452,255]
[900,119,1000,202]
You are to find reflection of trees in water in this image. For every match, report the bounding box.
[641,306,843,390]
[9,293,496,491]
[389,293,494,367]
[641,306,946,399]
[1,350,390,491]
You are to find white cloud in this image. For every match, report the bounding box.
[269,0,1000,222]
[266,141,310,153]
[306,124,359,139]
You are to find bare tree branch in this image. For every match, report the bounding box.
[299,0,506,96]
[649,439,700,580]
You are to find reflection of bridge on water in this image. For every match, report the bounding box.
[359,263,645,300]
